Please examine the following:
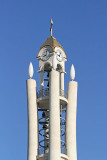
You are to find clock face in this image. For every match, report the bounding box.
[56,50,62,62]
[41,50,50,61]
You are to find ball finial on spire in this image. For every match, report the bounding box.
[28,62,34,78]
[70,64,75,81]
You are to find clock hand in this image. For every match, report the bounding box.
[46,50,47,56]
[57,51,61,56]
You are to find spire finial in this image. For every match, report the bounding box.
[50,18,53,36]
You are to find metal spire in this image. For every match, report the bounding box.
[50,18,53,37]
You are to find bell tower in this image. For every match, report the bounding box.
[26,20,78,160]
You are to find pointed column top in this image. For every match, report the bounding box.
[70,64,75,81]
[28,62,34,79]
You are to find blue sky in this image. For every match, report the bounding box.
[0,0,107,160]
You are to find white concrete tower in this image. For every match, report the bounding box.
[26,19,78,160]
[26,63,38,160]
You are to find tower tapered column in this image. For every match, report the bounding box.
[66,81,78,160]
[40,71,44,90]
[49,69,60,160]
[26,79,38,160]
[61,72,64,90]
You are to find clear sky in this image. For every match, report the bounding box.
[0,0,107,160]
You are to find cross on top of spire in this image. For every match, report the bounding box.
[50,18,53,37]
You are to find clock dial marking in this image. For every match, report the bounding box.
[56,50,62,62]
[41,50,50,61]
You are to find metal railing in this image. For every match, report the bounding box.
[38,145,66,155]
[38,144,66,155]
[37,88,49,98]
[37,88,66,99]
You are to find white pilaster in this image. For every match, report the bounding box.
[61,72,64,90]
[66,81,78,160]
[49,69,60,160]
[40,71,44,90]
[26,79,38,160]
